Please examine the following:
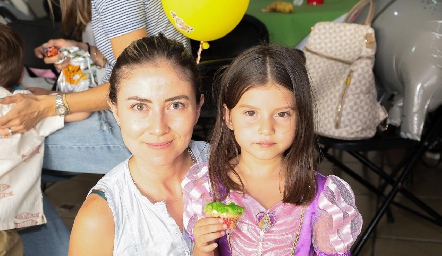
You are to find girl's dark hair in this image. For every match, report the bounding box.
[108,34,202,105]
[0,24,24,90]
[209,44,317,205]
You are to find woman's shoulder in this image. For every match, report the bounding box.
[90,158,130,194]
[70,193,114,255]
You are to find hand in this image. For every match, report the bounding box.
[34,38,80,69]
[193,217,226,255]
[0,93,53,134]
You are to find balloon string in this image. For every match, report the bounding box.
[196,41,203,64]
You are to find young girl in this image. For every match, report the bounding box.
[182,45,362,255]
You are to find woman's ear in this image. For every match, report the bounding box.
[195,94,205,124]
[223,104,233,130]
[19,68,25,83]
[108,99,120,125]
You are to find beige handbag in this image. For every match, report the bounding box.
[305,0,387,140]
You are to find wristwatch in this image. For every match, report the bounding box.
[55,94,70,117]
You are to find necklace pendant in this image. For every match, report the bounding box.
[256,212,276,232]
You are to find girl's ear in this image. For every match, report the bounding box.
[223,104,233,130]
[108,99,120,125]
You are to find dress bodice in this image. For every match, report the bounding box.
[182,162,362,256]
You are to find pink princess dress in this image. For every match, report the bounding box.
[182,162,363,256]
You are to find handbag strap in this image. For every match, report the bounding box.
[344,0,375,25]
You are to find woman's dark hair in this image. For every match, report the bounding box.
[209,44,317,205]
[108,34,202,105]
[47,0,91,40]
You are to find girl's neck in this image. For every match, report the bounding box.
[235,154,284,177]
[230,154,286,209]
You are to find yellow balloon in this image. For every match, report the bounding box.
[162,0,250,42]
[202,42,210,49]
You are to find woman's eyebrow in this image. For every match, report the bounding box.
[165,95,190,102]
[126,96,151,102]
[126,95,190,102]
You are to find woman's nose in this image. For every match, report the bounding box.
[148,110,169,136]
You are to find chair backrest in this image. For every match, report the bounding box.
[192,14,269,121]
[191,14,270,62]
[8,19,68,71]
[0,1,33,24]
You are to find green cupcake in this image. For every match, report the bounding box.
[204,202,245,230]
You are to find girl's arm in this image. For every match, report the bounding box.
[313,176,362,255]
[68,194,115,255]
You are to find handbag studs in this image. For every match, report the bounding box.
[365,33,375,48]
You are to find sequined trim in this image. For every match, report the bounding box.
[315,251,351,256]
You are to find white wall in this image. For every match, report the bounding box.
[10,0,47,18]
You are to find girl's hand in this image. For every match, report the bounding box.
[0,94,54,134]
[34,39,80,69]
[193,217,226,256]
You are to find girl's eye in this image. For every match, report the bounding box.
[170,102,184,110]
[276,111,291,118]
[244,110,256,116]
[131,103,147,111]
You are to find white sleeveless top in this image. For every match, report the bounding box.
[89,141,209,255]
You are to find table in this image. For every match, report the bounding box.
[246,0,360,47]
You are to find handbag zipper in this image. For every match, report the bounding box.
[335,70,353,129]
[304,47,374,64]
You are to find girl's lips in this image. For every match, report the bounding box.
[145,141,172,149]
[256,142,275,148]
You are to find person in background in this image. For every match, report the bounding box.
[0,23,87,256]
[0,0,190,175]
[69,34,208,255]
[183,45,363,255]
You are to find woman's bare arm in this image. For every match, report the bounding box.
[110,28,147,58]
[0,28,148,135]
[0,83,110,134]
[69,194,115,256]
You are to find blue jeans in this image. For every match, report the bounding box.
[43,110,131,174]
[18,194,70,256]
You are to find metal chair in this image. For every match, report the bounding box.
[8,19,69,85]
[316,106,442,255]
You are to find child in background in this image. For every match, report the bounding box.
[183,45,362,255]
[0,23,88,255]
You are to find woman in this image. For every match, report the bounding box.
[0,0,190,174]
[69,34,208,255]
